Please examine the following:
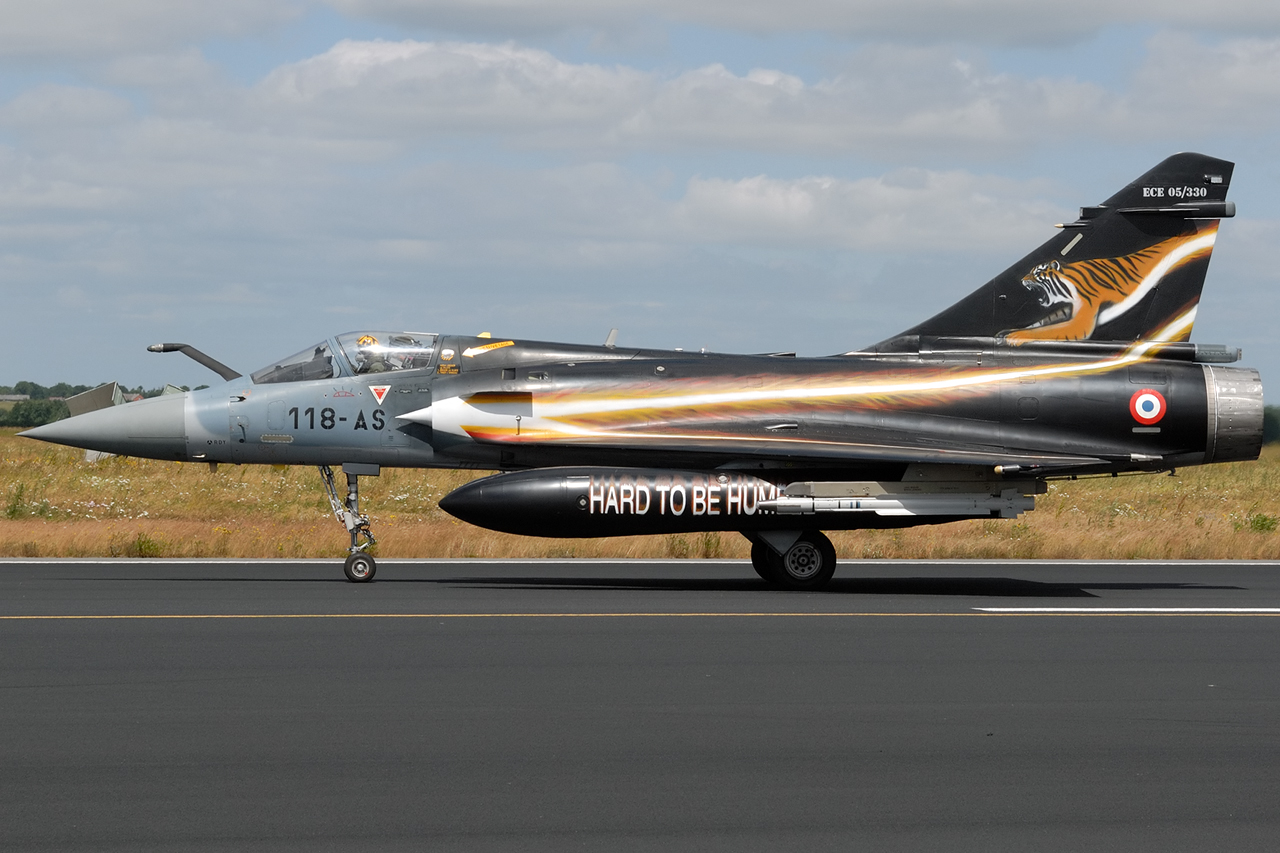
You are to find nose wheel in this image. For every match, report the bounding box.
[320,463,380,582]
[344,552,376,582]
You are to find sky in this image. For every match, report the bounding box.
[3,1,1280,391]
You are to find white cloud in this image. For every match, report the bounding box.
[0,0,300,61]
[239,39,1118,157]
[1,35,1272,266]
[0,85,134,132]
[675,171,1066,253]
[254,39,648,138]
[1131,34,1280,132]
[13,35,1275,165]
[325,0,1280,44]
[0,36,1265,283]
[620,51,1110,155]
[235,35,1280,158]
[3,27,1279,384]
[0,118,1072,303]
[102,49,227,92]
[7,0,1276,69]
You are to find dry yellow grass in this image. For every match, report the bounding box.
[3,428,1280,559]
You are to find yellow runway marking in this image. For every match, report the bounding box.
[4,610,1280,620]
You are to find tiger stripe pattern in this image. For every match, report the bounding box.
[1005,227,1215,344]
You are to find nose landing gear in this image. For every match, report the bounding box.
[319,463,379,582]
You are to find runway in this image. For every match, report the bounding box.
[4,559,1280,851]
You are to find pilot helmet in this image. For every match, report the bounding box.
[355,335,385,370]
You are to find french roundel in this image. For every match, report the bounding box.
[1129,388,1167,425]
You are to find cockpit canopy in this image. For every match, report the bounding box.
[250,332,438,384]
[336,331,438,376]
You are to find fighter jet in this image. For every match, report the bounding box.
[22,153,1262,587]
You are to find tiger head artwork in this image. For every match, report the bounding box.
[1004,224,1218,344]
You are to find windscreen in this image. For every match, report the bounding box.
[250,341,336,384]
[337,332,438,375]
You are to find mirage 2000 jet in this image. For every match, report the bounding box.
[22,153,1263,588]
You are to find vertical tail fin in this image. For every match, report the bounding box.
[874,153,1235,350]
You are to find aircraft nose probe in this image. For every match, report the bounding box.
[146,343,242,381]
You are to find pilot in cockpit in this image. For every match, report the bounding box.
[355,335,388,374]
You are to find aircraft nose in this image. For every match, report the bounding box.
[20,393,190,461]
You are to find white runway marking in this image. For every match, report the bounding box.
[976,607,1280,613]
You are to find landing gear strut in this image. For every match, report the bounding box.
[747,530,838,590]
[320,463,379,582]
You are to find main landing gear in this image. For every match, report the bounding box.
[320,463,380,582]
[747,530,838,590]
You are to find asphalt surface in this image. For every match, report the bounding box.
[4,558,1280,851]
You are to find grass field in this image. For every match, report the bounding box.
[2,428,1279,560]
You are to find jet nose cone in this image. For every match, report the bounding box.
[20,393,189,461]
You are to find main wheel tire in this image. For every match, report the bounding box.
[750,542,784,584]
[344,552,376,583]
[775,531,837,590]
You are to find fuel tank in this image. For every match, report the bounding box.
[438,466,1037,537]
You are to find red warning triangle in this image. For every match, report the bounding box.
[369,385,391,406]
